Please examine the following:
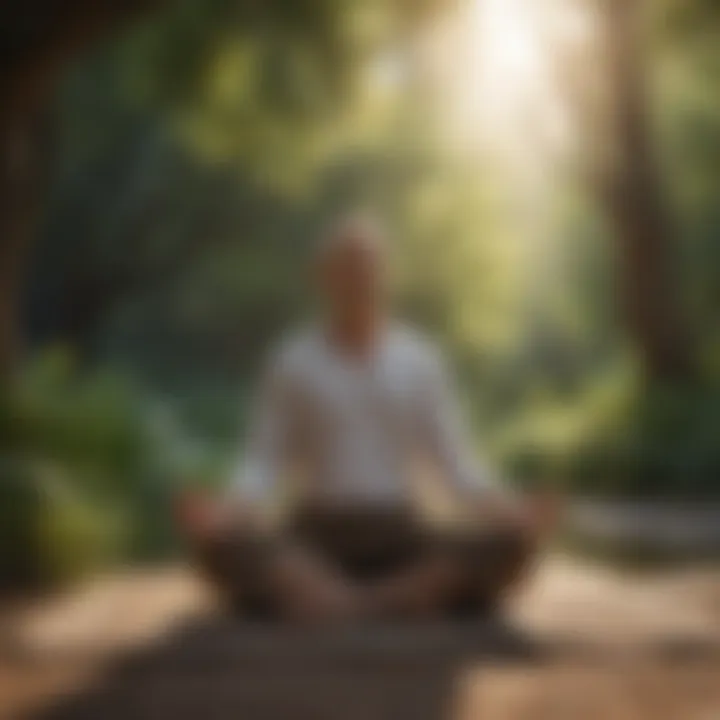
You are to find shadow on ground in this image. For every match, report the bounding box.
[24,615,720,720]
[26,617,541,720]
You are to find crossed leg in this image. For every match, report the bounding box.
[191,521,533,623]
[194,527,364,623]
[359,526,533,619]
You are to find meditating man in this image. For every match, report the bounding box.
[180,214,554,623]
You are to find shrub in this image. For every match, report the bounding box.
[0,348,200,590]
[0,459,124,591]
[498,361,720,499]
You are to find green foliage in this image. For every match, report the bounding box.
[498,361,720,499]
[0,460,124,591]
[0,349,214,589]
[3,349,151,489]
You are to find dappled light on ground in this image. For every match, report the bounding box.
[1,557,719,719]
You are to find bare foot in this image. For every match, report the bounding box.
[362,557,466,620]
[270,546,364,625]
[285,579,363,625]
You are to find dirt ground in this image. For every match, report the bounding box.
[1,555,719,719]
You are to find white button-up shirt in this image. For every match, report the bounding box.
[232,323,495,507]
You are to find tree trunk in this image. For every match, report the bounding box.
[599,0,694,381]
[0,101,45,382]
[0,1,165,383]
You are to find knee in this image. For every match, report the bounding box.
[455,526,534,584]
[489,526,532,560]
[194,527,269,587]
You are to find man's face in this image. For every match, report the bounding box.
[317,231,385,320]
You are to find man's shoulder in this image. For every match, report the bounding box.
[266,321,445,374]
[266,325,322,374]
[388,322,444,368]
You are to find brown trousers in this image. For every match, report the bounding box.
[195,505,532,619]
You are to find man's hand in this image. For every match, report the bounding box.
[470,488,562,539]
[174,489,260,542]
[470,489,524,527]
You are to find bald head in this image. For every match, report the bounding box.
[317,213,386,260]
[315,213,388,323]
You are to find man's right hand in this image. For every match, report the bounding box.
[469,488,562,541]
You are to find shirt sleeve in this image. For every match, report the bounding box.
[229,349,297,507]
[417,347,497,497]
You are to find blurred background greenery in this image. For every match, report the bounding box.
[1,0,719,587]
